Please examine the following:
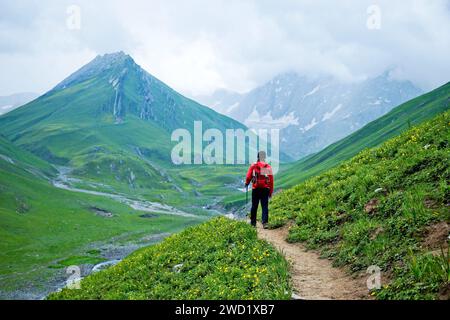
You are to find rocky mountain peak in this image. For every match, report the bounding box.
[53,51,137,91]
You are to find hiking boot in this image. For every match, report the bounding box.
[262,223,269,229]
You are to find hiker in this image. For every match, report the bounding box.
[245,151,274,229]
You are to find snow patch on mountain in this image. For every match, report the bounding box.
[369,99,382,105]
[322,104,342,121]
[245,109,299,130]
[109,77,120,88]
[300,117,318,132]
[342,113,352,120]
[304,85,320,97]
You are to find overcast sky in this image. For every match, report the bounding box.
[0,0,449,97]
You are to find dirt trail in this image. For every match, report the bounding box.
[257,223,369,300]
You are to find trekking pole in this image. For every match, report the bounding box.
[245,184,248,205]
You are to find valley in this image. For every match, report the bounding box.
[0,125,247,299]
[0,51,448,300]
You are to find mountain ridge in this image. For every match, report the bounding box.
[37,51,245,132]
[198,71,423,159]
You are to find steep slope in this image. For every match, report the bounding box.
[269,110,450,299]
[202,72,422,159]
[0,52,246,205]
[278,82,450,189]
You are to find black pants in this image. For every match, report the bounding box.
[250,188,269,226]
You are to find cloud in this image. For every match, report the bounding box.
[0,0,449,96]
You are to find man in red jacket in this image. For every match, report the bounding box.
[245,151,274,229]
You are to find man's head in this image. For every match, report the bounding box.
[257,150,266,162]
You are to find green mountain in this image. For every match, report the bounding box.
[0,52,247,208]
[277,82,450,189]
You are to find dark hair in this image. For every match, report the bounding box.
[257,150,266,161]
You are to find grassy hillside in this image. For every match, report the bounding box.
[269,110,450,299]
[277,82,450,189]
[0,136,198,298]
[0,134,56,177]
[48,217,291,300]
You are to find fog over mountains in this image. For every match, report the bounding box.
[0,92,39,115]
[197,71,423,159]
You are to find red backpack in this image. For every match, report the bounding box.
[251,162,271,189]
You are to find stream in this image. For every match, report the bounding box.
[52,166,199,218]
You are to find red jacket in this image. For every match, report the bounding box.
[245,161,274,196]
